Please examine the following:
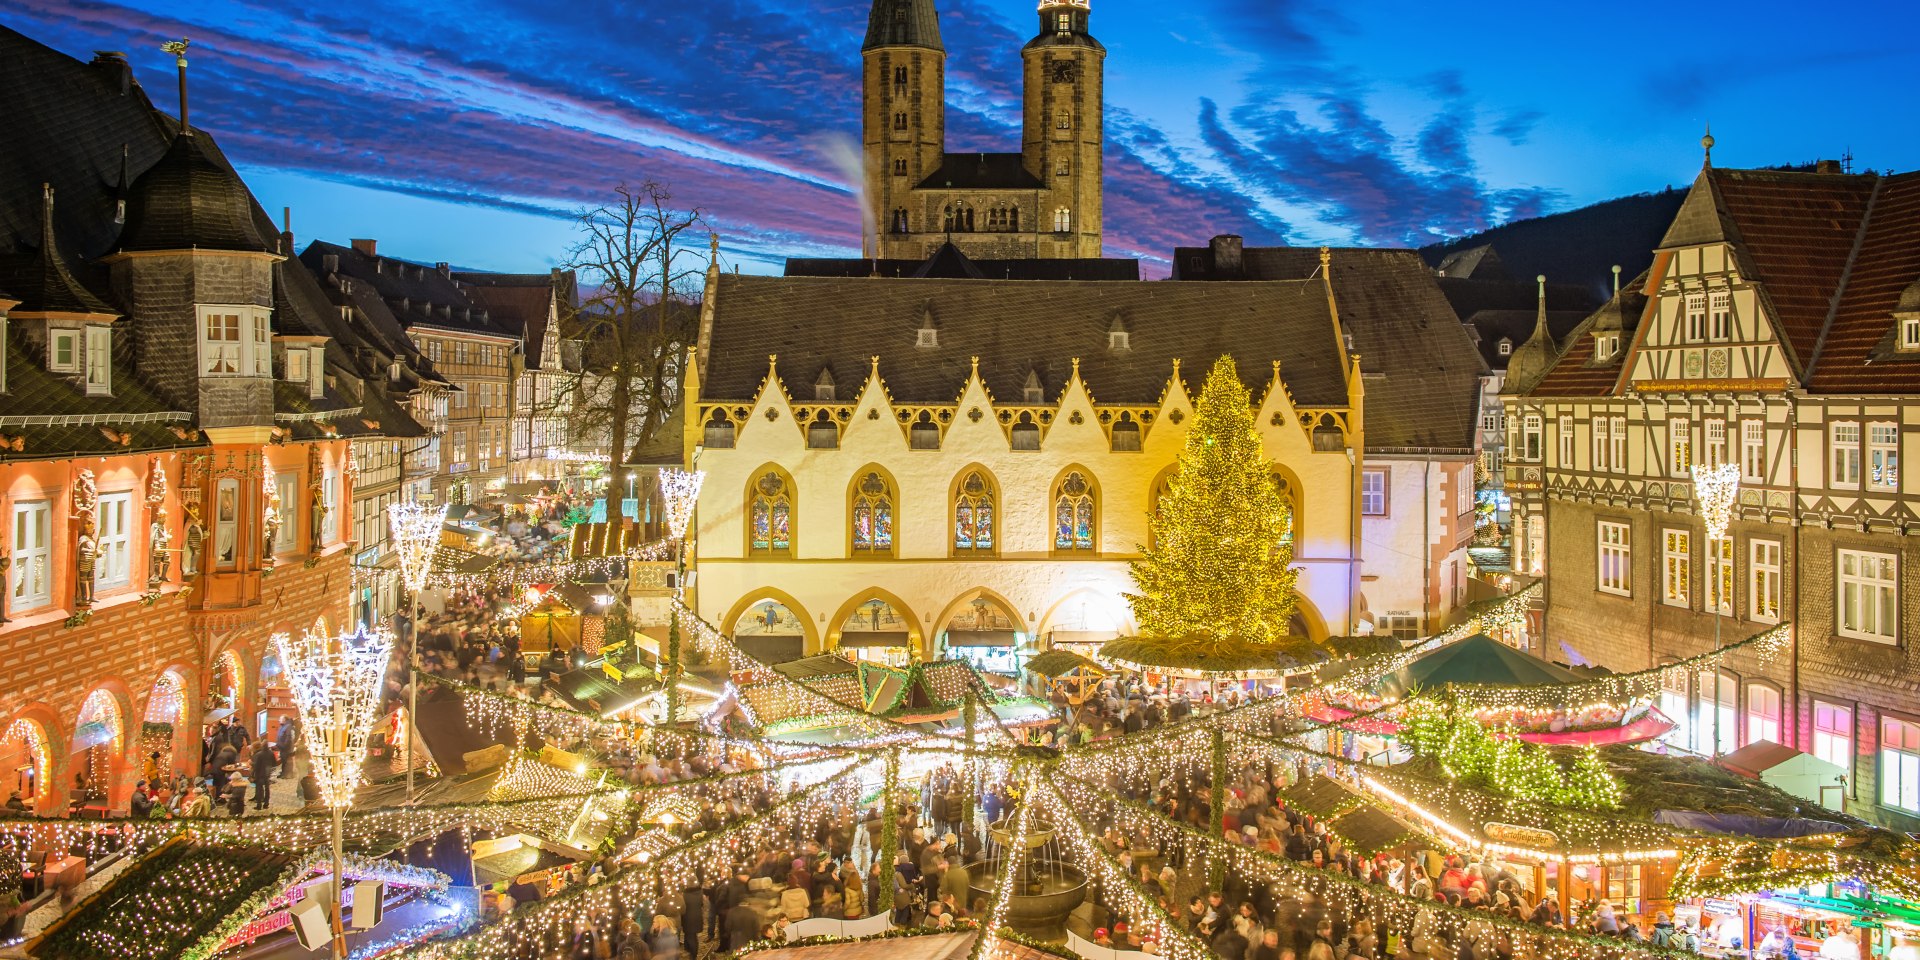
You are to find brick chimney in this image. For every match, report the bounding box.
[1209,234,1244,277]
[436,261,451,277]
[351,238,378,256]
[88,51,132,96]
[1815,159,1843,175]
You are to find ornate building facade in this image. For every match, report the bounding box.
[1505,152,1920,829]
[0,34,427,814]
[864,0,1103,260]
[682,253,1365,665]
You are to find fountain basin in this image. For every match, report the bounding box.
[966,856,1087,942]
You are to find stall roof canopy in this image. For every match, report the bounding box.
[773,655,861,680]
[1329,805,1415,856]
[1381,633,1584,695]
[1023,650,1106,678]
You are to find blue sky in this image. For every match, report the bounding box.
[6,0,1915,275]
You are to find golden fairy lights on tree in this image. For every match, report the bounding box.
[1126,355,1299,657]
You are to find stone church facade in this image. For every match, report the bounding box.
[864,0,1103,260]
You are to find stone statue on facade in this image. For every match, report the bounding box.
[74,518,97,607]
[148,511,172,587]
[182,501,204,576]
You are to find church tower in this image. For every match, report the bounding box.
[1022,0,1103,257]
[862,0,946,258]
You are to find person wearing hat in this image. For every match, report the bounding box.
[1092,928,1113,947]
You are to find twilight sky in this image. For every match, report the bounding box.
[7,0,1916,275]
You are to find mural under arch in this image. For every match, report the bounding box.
[731,598,808,665]
[938,594,1024,676]
[836,596,914,666]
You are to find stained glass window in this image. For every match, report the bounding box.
[954,471,995,553]
[852,472,894,553]
[749,471,791,555]
[1054,471,1094,551]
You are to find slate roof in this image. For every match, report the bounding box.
[304,240,519,340]
[1434,244,1508,281]
[115,132,271,254]
[0,192,117,316]
[1519,279,1649,398]
[1170,245,1487,454]
[915,153,1045,191]
[863,0,942,51]
[455,270,575,368]
[1433,275,1599,325]
[786,249,1138,281]
[1464,309,1588,372]
[701,273,1351,408]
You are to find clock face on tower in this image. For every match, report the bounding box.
[1050,60,1077,84]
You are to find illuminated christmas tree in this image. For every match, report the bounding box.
[1126,355,1299,661]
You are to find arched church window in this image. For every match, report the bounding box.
[893,66,908,85]
[851,471,895,554]
[964,205,975,232]
[703,409,735,449]
[1054,470,1095,552]
[893,112,907,130]
[1056,110,1072,130]
[749,470,793,556]
[1009,205,1019,231]
[893,158,907,176]
[954,471,996,554]
[892,208,909,233]
[1053,208,1072,233]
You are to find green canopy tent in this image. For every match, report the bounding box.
[1377,633,1583,699]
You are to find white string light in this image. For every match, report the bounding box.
[1691,462,1741,541]
[660,468,705,542]
[388,502,448,594]
[275,624,396,808]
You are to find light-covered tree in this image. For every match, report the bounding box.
[1126,355,1298,657]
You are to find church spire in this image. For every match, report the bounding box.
[864,0,943,51]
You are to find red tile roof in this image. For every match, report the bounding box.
[1806,172,1920,393]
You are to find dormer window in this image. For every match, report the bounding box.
[814,369,836,402]
[49,329,78,373]
[84,326,110,396]
[286,346,309,383]
[1900,316,1920,352]
[198,305,271,377]
[1496,338,1512,357]
[1109,331,1130,351]
[1595,333,1620,361]
[1056,12,1070,32]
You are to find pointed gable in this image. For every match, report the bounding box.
[1657,167,1742,251]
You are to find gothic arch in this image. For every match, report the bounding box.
[743,464,797,557]
[1048,464,1101,555]
[930,586,1029,660]
[1289,593,1329,643]
[140,663,199,784]
[1,704,66,816]
[826,587,922,656]
[845,464,901,557]
[720,588,822,657]
[72,680,135,808]
[1035,588,1136,644]
[1270,461,1305,546]
[948,464,1001,557]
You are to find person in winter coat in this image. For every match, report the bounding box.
[249,739,276,809]
[843,867,865,919]
[779,882,811,922]
[725,900,761,951]
[275,717,298,779]
[678,885,705,956]
[648,915,681,959]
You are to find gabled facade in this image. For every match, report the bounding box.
[1506,155,1920,830]
[1174,236,1491,639]
[455,269,583,485]
[682,254,1363,664]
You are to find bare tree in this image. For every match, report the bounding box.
[556,181,706,519]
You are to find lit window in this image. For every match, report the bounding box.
[1869,422,1899,491]
[9,501,51,609]
[1055,11,1070,31]
[1741,420,1766,484]
[1902,316,1920,351]
[1832,422,1862,489]
[286,348,308,383]
[850,471,895,555]
[953,471,995,554]
[1749,539,1781,622]
[49,329,78,373]
[1706,535,1732,615]
[84,326,110,395]
[1745,684,1780,745]
[1838,549,1898,643]
[1595,333,1619,360]
[1704,419,1727,467]
[1497,338,1512,356]
[1659,665,1692,750]
[251,312,270,377]
[1882,717,1920,813]
[1592,416,1611,471]
[200,310,242,375]
[749,472,791,555]
[1669,417,1691,476]
[95,492,130,589]
[1813,700,1852,774]
[1053,471,1096,551]
[1053,208,1071,232]
[1597,520,1631,596]
[1662,528,1691,607]
[1360,468,1388,516]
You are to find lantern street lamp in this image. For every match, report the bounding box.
[275,623,395,959]
[658,470,704,725]
[1692,462,1741,758]
[387,502,445,800]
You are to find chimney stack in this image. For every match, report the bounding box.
[1815,159,1843,175]
[351,238,378,256]
[436,261,450,277]
[1209,234,1244,277]
[281,206,293,256]
[89,51,132,96]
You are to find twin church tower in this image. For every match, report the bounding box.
[862,0,1105,260]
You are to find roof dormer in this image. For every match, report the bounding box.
[915,302,939,348]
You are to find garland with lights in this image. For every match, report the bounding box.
[1437,621,1791,713]
[1031,776,1212,960]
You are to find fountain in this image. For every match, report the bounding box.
[965,816,1087,941]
